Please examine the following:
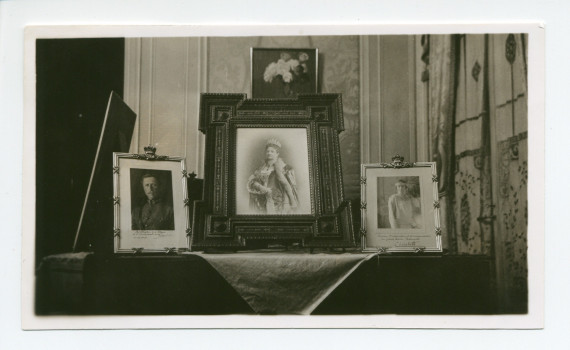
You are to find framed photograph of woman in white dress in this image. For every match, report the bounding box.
[361,155,442,253]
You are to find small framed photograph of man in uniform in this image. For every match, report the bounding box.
[361,156,442,253]
[113,148,189,254]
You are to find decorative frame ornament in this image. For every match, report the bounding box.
[192,93,354,250]
[361,156,442,253]
[113,148,190,254]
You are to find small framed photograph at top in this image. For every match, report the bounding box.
[361,156,442,253]
[113,148,190,253]
[251,48,318,99]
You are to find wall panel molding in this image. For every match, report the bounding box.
[124,38,142,152]
[124,37,207,174]
[359,36,371,164]
[148,38,155,146]
[408,36,418,162]
[360,35,415,165]
[196,37,208,177]
[183,38,190,160]
[359,36,383,164]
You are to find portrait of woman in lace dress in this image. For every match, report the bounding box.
[236,128,311,215]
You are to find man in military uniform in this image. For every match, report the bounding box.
[132,173,174,230]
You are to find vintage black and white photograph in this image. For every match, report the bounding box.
[130,168,175,230]
[113,153,189,253]
[377,176,422,229]
[251,48,318,98]
[236,127,312,215]
[22,25,542,330]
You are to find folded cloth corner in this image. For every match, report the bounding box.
[192,252,376,315]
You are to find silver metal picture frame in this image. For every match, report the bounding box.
[361,155,442,253]
[113,147,190,254]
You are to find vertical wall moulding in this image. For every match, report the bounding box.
[196,37,208,177]
[377,36,383,162]
[148,38,155,147]
[183,38,190,160]
[359,36,371,164]
[408,36,417,162]
[123,38,142,152]
[359,35,384,164]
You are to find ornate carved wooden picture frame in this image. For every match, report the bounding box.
[361,156,442,253]
[113,148,190,254]
[192,93,354,250]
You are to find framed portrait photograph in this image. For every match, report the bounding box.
[235,127,312,216]
[251,48,318,99]
[113,149,190,253]
[361,157,442,253]
[192,93,354,249]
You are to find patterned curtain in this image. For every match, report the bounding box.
[453,35,494,255]
[426,34,528,312]
[427,35,496,255]
[427,35,458,251]
[492,34,528,312]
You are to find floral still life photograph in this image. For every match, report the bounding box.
[251,48,318,98]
